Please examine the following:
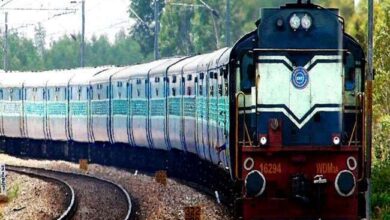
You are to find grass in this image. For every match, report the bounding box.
[7,184,20,201]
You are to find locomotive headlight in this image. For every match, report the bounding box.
[335,170,356,197]
[301,14,312,30]
[259,136,267,146]
[245,170,266,197]
[289,14,300,30]
[332,134,341,146]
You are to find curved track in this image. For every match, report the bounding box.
[6,165,76,220]
[6,165,132,220]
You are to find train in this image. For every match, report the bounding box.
[0,1,369,219]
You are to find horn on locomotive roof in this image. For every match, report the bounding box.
[297,0,311,4]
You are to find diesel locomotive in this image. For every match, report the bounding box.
[0,1,368,219]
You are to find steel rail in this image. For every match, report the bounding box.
[6,165,77,220]
[6,164,132,220]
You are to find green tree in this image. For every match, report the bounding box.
[128,0,165,59]
[86,35,113,66]
[111,30,143,65]
[44,35,79,69]
[0,33,44,71]
[34,22,46,57]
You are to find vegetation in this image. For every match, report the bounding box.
[7,184,20,201]
[0,30,143,71]
[0,0,387,217]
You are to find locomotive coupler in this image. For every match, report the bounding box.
[313,175,328,218]
[291,174,310,204]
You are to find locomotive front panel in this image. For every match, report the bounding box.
[234,3,365,219]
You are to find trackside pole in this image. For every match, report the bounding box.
[366,0,374,219]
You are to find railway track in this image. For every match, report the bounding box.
[6,166,76,220]
[6,165,132,220]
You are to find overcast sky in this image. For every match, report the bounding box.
[1,0,359,47]
[1,0,135,46]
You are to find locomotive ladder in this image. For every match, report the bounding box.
[234,91,252,179]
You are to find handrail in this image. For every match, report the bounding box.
[255,73,260,147]
[358,92,365,182]
[348,92,362,146]
[235,91,245,180]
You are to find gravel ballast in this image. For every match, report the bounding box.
[0,171,66,220]
[0,154,233,220]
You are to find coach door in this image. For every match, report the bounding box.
[196,72,207,159]
[217,67,229,167]
[208,71,219,164]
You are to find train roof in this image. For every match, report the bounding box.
[112,59,168,81]
[168,55,203,75]
[68,67,108,86]
[23,71,55,88]
[149,57,185,77]
[216,48,232,67]
[206,48,231,71]
[0,72,30,88]
[89,67,128,84]
[46,69,81,87]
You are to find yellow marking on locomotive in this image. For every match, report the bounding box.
[316,162,339,174]
[259,163,282,174]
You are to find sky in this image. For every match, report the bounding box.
[1,0,135,46]
[0,0,360,48]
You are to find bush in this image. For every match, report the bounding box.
[372,162,390,219]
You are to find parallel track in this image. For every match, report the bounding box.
[6,165,132,220]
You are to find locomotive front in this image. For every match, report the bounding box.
[231,2,366,219]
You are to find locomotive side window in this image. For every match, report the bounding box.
[345,69,355,91]
[344,54,356,91]
[240,53,255,93]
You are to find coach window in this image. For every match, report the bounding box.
[210,85,214,96]
[145,79,149,97]
[78,86,82,100]
[172,88,176,97]
[55,87,61,101]
[117,81,123,98]
[240,53,255,94]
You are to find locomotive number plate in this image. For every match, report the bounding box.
[259,163,282,174]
